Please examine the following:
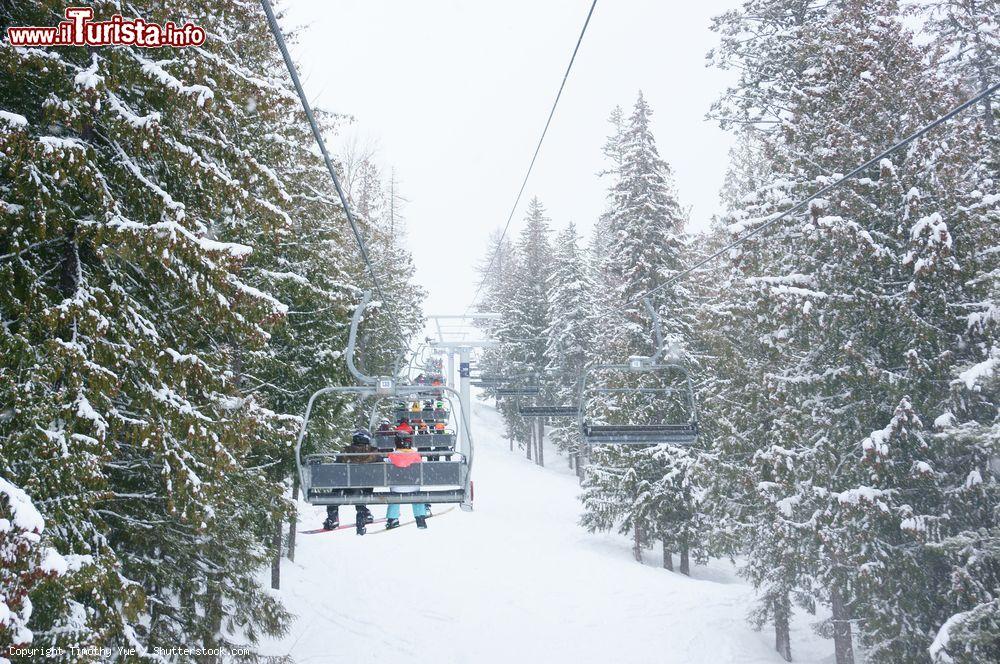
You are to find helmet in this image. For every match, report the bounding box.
[352,429,371,445]
[380,418,391,426]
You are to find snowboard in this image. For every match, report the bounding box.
[369,506,455,536]
[299,517,386,535]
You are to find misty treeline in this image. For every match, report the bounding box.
[1,1,422,660]
[474,1,998,662]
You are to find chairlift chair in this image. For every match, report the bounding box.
[371,393,457,453]
[577,299,699,446]
[494,385,541,397]
[518,403,580,418]
[515,339,581,418]
[295,291,474,510]
[393,405,450,423]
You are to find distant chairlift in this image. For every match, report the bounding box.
[494,384,541,398]
[578,299,699,446]
[468,374,506,389]
[469,369,539,395]
[294,291,474,510]
[516,340,581,418]
[518,401,580,419]
[372,394,457,453]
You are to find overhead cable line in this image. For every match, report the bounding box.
[617,81,1000,312]
[464,0,599,316]
[260,0,400,331]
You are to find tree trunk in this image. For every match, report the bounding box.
[536,419,544,466]
[633,523,643,563]
[568,452,574,469]
[526,428,532,460]
[830,585,854,664]
[679,532,690,576]
[204,576,223,663]
[662,540,673,571]
[774,592,792,662]
[271,516,282,590]
[287,474,300,562]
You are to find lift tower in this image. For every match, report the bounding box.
[426,314,500,453]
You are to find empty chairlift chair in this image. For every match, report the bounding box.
[516,382,580,418]
[469,374,507,389]
[518,401,580,418]
[577,299,699,446]
[516,341,580,418]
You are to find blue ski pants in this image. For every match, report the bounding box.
[386,502,427,520]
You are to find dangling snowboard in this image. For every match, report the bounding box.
[369,506,455,536]
[300,517,387,535]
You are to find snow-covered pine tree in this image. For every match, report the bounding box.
[707,0,997,661]
[472,229,524,448]
[709,0,834,133]
[919,1,1000,659]
[687,127,814,661]
[0,0,397,657]
[505,197,553,464]
[600,104,627,178]
[769,4,992,661]
[580,92,702,566]
[923,0,999,132]
[544,223,594,470]
[0,479,87,660]
[343,155,425,380]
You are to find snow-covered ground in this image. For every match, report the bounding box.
[259,398,832,664]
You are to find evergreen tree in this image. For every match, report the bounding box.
[0,479,84,659]
[0,1,420,658]
[506,198,553,464]
[580,92,702,567]
[544,223,594,470]
[707,0,998,661]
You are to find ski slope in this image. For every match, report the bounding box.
[260,398,830,664]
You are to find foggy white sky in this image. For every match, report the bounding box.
[281,0,737,318]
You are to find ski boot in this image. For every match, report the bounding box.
[355,512,366,536]
[415,515,428,530]
[385,518,400,530]
[322,516,339,531]
[361,507,374,524]
[424,503,432,516]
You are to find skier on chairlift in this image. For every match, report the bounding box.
[375,418,393,447]
[323,428,380,535]
[385,431,429,529]
[396,418,413,435]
